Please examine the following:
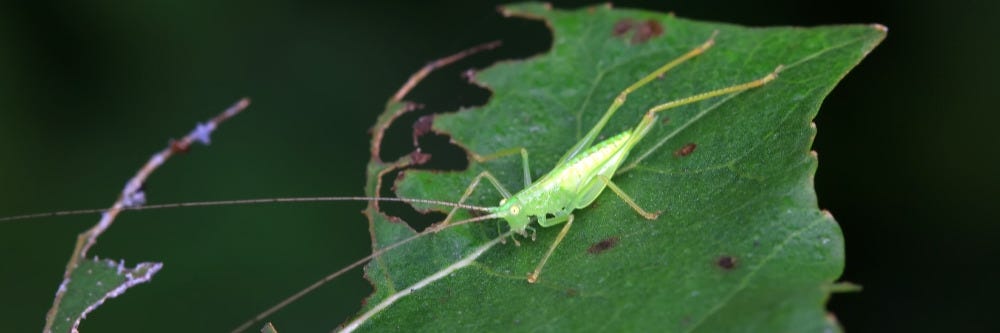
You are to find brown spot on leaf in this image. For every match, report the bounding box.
[660,117,671,125]
[613,19,665,44]
[613,19,634,36]
[674,143,697,157]
[632,20,664,44]
[716,256,737,270]
[412,115,434,147]
[409,149,432,166]
[588,237,620,254]
[565,288,578,297]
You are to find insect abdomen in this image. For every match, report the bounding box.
[555,130,633,186]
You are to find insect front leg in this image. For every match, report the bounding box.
[435,170,513,231]
[452,147,533,241]
[527,214,574,284]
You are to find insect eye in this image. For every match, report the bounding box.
[510,205,520,215]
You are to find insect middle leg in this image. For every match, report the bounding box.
[471,146,532,189]
[435,147,532,229]
[525,174,657,283]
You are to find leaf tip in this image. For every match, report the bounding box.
[825,312,844,332]
[820,209,838,223]
[864,24,889,55]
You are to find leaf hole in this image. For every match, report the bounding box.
[377,16,550,165]
[377,168,446,231]
[371,15,551,232]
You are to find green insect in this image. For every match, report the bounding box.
[427,32,782,283]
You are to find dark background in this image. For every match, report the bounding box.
[1,0,996,332]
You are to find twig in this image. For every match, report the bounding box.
[43,98,251,332]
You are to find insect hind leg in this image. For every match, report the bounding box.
[558,31,718,165]
[596,175,660,219]
[645,65,783,118]
[617,65,783,174]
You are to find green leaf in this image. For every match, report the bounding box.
[44,258,161,333]
[359,3,884,332]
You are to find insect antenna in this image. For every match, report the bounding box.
[0,196,493,223]
[230,211,503,333]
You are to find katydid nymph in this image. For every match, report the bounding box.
[432,32,781,283]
